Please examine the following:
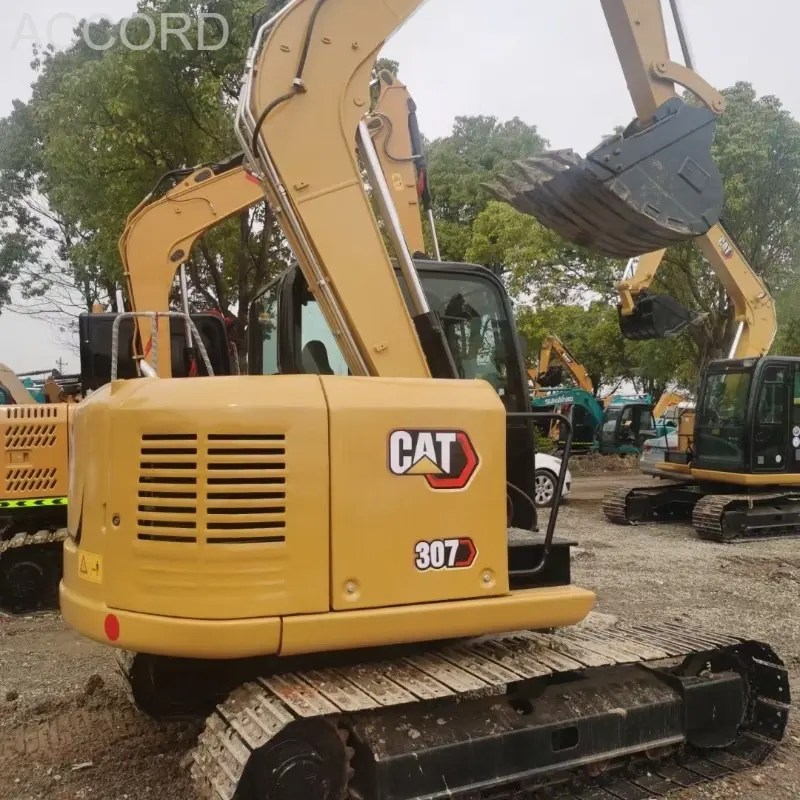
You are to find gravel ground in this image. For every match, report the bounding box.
[1,475,800,799]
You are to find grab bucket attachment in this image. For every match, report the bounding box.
[484,98,723,258]
[618,292,699,339]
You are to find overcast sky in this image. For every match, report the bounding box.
[1,0,798,372]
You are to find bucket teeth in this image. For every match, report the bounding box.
[484,98,724,258]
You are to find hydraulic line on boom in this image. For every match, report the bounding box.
[60,2,789,799]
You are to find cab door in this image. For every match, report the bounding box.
[751,363,791,473]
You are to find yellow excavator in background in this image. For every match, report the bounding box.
[600,222,786,540]
[492,5,786,544]
[0,363,70,610]
[530,332,594,394]
[652,389,691,423]
[60,2,789,798]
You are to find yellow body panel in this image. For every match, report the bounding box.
[59,568,283,659]
[60,574,594,660]
[690,469,800,487]
[1,404,69,502]
[64,375,331,621]
[655,460,692,476]
[324,376,508,609]
[280,586,596,657]
[61,373,596,660]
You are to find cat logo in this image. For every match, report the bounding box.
[388,429,479,490]
[718,236,734,259]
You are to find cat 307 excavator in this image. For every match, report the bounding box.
[60,2,789,799]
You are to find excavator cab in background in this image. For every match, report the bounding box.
[78,312,233,391]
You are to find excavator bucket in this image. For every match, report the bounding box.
[537,365,565,387]
[618,291,699,339]
[484,98,723,258]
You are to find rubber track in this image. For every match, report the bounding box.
[693,492,800,542]
[188,616,789,800]
[601,485,655,524]
[0,527,68,555]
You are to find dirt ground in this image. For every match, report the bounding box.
[2,473,800,799]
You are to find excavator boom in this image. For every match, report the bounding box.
[616,222,777,359]
[535,333,594,393]
[119,153,265,377]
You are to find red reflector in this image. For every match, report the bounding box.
[104,614,120,642]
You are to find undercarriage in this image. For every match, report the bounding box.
[0,507,67,612]
[112,613,788,800]
[602,482,800,542]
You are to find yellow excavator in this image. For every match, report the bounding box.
[60,2,788,798]
[531,333,594,394]
[0,363,71,610]
[599,222,786,541]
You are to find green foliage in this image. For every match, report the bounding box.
[517,303,628,394]
[466,202,623,304]
[0,0,275,336]
[532,425,557,455]
[424,116,547,261]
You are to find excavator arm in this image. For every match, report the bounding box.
[617,224,777,359]
[535,334,594,394]
[120,73,437,378]
[239,0,715,379]
[119,153,265,377]
[367,70,440,260]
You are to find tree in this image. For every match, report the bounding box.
[0,1,407,360]
[0,0,292,360]
[466,201,623,305]
[516,303,629,395]
[424,116,548,261]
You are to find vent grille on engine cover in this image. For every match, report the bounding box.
[5,422,59,450]
[6,467,58,493]
[137,433,287,545]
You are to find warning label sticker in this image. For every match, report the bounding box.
[78,551,103,584]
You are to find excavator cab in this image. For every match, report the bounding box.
[248,259,539,530]
[599,402,657,453]
[692,357,800,477]
[486,98,723,258]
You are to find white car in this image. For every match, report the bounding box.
[639,430,685,478]
[533,453,572,507]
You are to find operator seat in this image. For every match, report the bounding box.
[301,339,334,375]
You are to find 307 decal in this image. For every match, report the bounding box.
[414,537,477,571]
